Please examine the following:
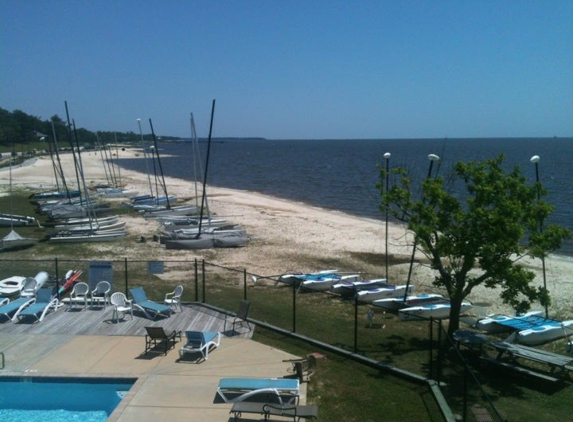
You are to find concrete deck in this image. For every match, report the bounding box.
[0,303,306,421]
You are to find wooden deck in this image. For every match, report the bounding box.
[0,301,253,338]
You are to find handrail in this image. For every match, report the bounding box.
[0,351,4,369]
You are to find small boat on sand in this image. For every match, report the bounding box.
[0,276,27,297]
[300,274,361,292]
[276,270,339,287]
[0,271,49,298]
[476,311,544,334]
[330,279,388,296]
[506,319,573,346]
[356,284,415,303]
[372,294,445,312]
[399,301,473,321]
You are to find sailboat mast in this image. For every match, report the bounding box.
[196,99,216,237]
[137,118,154,197]
[149,119,170,209]
[64,101,83,203]
[51,120,71,197]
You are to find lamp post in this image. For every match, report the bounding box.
[530,155,548,318]
[405,154,441,292]
[383,152,391,280]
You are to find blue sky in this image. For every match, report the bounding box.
[2,1,572,139]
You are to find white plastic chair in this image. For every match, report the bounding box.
[110,292,133,323]
[70,282,90,310]
[91,281,111,308]
[19,278,38,298]
[164,285,184,312]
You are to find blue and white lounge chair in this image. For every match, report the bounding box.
[14,288,60,323]
[217,377,299,404]
[0,297,35,322]
[129,287,172,320]
[179,331,221,361]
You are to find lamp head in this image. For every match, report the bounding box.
[530,155,540,163]
[383,152,391,159]
[428,154,440,162]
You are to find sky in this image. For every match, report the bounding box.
[1,1,572,140]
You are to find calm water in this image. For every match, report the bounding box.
[117,138,572,256]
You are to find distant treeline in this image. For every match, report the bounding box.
[0,107,181,151]
[0,107,266,152]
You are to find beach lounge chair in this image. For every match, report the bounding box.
[91,280,111,308]
[144,326,181,355]
[14,288,59,323]
[164,284,183,312]
[69,282,90,310]
[225,299,252,335]
[110,292,133,323]
[217,377,300,404]
[230,402,319,421]
[130,287,173,320]
[0,297,35,322]
[179,331,221,361]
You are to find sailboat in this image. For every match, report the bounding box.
[48,107,126,243]
[1,158,39,251]
[163,103,250,250]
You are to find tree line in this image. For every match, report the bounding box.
[0,107,180,152]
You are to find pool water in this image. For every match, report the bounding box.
[0,377,136,422]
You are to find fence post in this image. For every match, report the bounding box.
[429,317,434,379]
[292,281,296,333]
[354,295,359,353]
[243,269,247,300]
[54,257,59,299]
[201,260,206,303]
[124,258,128,295]
[437,319,443,383]
[194,259,198,302]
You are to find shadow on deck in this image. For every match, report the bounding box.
[0,302,253,339]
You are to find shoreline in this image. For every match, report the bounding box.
[1,150,571,319]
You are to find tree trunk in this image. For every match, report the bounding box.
[447,297,463,337]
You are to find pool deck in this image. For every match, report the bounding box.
[0,302,306,421]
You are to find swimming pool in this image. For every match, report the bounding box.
[0,376,136,422]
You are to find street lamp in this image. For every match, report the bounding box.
[405,153,441,291]
[530,155,548,318]
[383,152,391,280]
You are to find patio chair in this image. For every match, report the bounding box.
[91,281,111,308]
[217,377,300,404]
[284,354,317,382]
[14,288,59,323]
[179,331,221,361]
[144,326,181,355]
[0,296,35,322]
[19,277,37,298]
[225,299,252,335]
[69,282,90,310]
[164,284,183,312]
[110,292,133,323]
[129,287,172,320]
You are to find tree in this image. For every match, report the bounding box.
[378,154,570,336]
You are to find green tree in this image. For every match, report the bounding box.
[378,154,570,336]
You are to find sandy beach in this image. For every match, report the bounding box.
[2,149,571,319]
